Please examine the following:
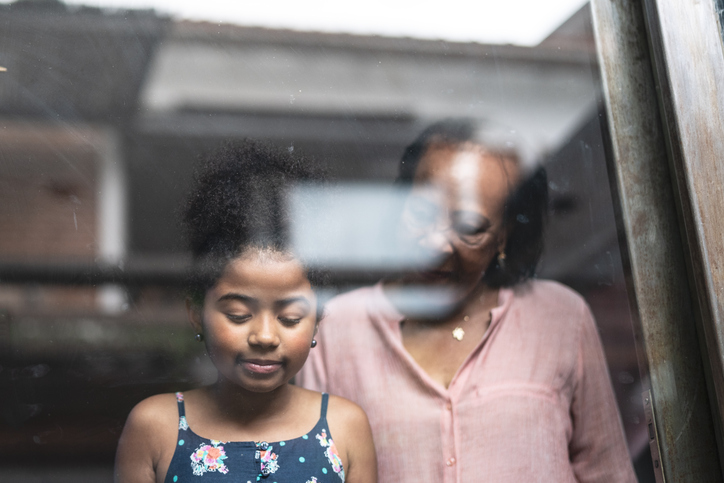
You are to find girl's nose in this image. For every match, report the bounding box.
[248,316,280,348]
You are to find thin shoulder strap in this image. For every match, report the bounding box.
[320,392,329,419]
[175,392,186,418]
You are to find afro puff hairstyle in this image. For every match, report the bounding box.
[183,139,326,301]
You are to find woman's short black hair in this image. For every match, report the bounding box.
[397,118,548,287]
[183,140,327,302]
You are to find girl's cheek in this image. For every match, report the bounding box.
[284,328,312,348]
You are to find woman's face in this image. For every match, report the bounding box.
[400,142,520,303]
[189,249,318,394]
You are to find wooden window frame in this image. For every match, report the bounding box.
[591,0,724,480]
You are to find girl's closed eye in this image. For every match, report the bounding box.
[278,315,303,325]
[276,298,312,326]
[217,294,256,323]
[226,313,252,323]
[278,306,311,326]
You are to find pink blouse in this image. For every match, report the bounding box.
[298,280,636,482]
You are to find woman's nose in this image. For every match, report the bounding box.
[248,316,280,348]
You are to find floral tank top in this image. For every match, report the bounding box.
[164,392,345,483]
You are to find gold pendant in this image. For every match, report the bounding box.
[452,327,465,341]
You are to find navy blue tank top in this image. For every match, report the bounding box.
[164,392,345,483]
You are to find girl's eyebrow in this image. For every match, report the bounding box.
[217,293,256,304]
[217,293,311,309]
[274,296,312,310]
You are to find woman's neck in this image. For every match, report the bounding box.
[387,280,500,326]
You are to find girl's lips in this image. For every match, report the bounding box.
[240,359,283,375]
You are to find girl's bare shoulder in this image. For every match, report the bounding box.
[123,392,186,442]
[325,394,369,430]
[288,386,368,423]
[129,392,179,421]
[325,394,377,483]
[116,392,185,483]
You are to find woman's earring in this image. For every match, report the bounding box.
[194,333,204,342]
[311,339,317,348]
[497,250,507,270]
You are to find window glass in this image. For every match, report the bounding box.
[0,1,654,481]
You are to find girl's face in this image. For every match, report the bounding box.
[189,249,318,394]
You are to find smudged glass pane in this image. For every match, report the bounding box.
[0,1,655,481]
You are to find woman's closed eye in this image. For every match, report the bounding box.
[453,221,485,236]
[453,213,490,232]
[403,196,441,228]
[450,213,493,245]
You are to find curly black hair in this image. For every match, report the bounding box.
[183,140,326,302]
[397,118,548,287]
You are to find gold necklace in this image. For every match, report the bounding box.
[452,316,470,341]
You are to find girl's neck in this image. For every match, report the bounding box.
[205,379,295,425]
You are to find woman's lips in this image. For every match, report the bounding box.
[240,359,283,375]
[417,269,454,282]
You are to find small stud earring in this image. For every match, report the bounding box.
[311,339,317,348]
[497,250,507,270]
[194,333,204,342]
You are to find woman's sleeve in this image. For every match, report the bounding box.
[569,302,638,483]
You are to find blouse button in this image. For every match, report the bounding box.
[446,457,456,467]
[445,403,452,411]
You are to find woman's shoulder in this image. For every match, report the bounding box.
[507,280,593,335]
[511,279,587,311]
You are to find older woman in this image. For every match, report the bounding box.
[298,119,636,482]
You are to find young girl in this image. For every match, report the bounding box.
[114,141,377,483]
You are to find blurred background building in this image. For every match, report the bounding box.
[0,1,652,480]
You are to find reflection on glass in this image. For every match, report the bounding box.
[297,119,636,481]
[0,1,653,482]
[289,184,413,270]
